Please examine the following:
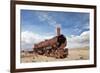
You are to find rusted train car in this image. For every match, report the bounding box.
[33,26,68,59]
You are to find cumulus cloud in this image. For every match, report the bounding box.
[67,31,89,49]
[21,31,53,51]
[21,31,90,51]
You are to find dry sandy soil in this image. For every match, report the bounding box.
[21,47,89,63]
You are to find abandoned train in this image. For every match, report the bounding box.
[33,26,68,59]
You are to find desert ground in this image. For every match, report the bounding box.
[21,47,89,63]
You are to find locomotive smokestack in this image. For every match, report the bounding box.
[56,25,61,36]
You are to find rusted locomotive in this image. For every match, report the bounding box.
[33,26,68,59]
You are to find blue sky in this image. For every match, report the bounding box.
[21,9,90,50]
[21,9,89,37]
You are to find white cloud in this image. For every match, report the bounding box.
[67,31,89,49]
[36,12,60,27]
[21,31,90,51]
[21,31,53,51]
[83,23,89,30]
